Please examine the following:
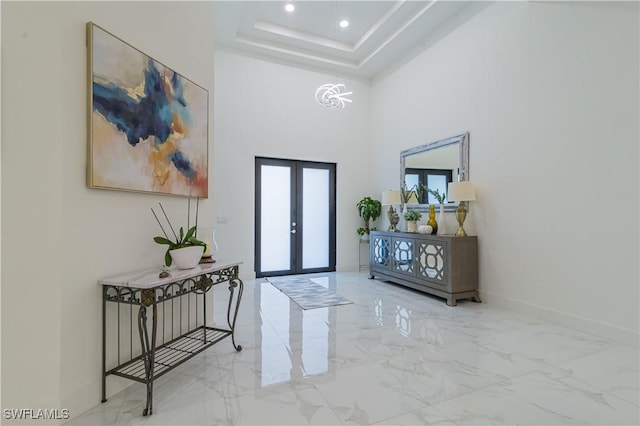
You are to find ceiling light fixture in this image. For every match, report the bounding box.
[339,20,349,28]
[315,84,352,109]
[284,3,295,13]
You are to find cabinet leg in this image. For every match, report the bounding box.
[138,303,157,416]
[227,277,244,352]
[369,275,375,280]
[472,295,482,303]
[446,296,457,307]
[101,291,107,403]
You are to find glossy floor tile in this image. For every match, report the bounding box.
[70,272,640,425]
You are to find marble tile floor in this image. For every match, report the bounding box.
[70,272,639,425]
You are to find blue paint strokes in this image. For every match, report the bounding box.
[169,151,195,180]
[172,72,187,107]
[92,83,153,147]
[92,59,196,180]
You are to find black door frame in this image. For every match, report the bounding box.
[255,157,336,278]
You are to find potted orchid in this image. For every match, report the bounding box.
[152,204,206,268]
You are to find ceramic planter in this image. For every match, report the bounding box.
[169,246,204,269]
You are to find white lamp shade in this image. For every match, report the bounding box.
[448,181,476,202]
[381,190,402,205]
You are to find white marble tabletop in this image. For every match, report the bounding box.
[97,260,242,289]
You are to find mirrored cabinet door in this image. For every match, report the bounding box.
[371,234,391,267]
[392,237,415,276]
[417,240,447,285]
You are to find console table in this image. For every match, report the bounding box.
[98,261,243,416]
[369,231,479,306]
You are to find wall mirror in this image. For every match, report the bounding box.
[400,132,469,212]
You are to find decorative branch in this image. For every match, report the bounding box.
[427,188,446,204]
[151,208,169,239]
[414,183,427,204]
[195,197,199,238]
[158,202,178,241]
[152,201,206,267]
[401,184,416,204]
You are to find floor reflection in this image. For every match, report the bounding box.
[395,305,412,337]
[256,276,334,387]
[71,272,639,426]
[254,274,420,388]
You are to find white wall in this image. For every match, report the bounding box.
[371,1,639,343]
[213,50,372,275]
[2,0,637,421]
[0,1,4,412]
[2,1,217,421]
[1,4,371,420]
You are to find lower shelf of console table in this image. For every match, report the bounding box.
[369,231,480,306]
[99,261,243,416]
[108,326,231,383]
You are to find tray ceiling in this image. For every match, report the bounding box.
[213,1,479,83]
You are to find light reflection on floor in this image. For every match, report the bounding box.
[70,272,639,425]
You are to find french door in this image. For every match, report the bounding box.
[255,157,336,278]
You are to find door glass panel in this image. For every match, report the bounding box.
[260,165,291,273]
[302,168,329,269]
[404,173,419,190]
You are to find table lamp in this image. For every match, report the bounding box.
[381,190,402,232]
[447,181,476,237]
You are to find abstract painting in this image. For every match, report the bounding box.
[87,23,208,197]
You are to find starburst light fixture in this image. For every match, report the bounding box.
[315,83,353,109]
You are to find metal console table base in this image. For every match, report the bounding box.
[99,262,243,416]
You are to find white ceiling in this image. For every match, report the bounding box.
[213,1,480,83]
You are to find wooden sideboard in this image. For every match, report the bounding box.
[369,230,479,306]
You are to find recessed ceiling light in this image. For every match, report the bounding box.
[339,20,349,28]
[284,3,295,13]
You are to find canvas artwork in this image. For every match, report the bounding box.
[87,23,208,197]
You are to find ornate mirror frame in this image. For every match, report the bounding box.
[400,132,469,212]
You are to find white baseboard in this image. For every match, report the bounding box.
[480,291,639,348]
[336,264,360,273]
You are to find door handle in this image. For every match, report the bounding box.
[291,230,296,234]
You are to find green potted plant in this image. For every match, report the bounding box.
[154,226,206,268]
[152,203,206,268]
[356,196,382,240]
[403,210,422,233]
